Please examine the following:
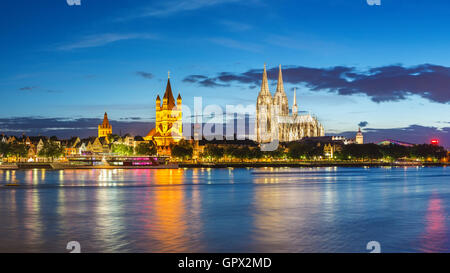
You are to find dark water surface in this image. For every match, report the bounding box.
[0,167,448,253]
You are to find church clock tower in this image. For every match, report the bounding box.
[98,112,112,138]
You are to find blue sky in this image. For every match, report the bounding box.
[0,0,449,146]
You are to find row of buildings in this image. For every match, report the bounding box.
[1,133,148,161]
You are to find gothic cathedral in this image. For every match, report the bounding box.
[256,64,324,143]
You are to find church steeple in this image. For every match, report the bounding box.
[163,73,176,109]
[256,63,274,143]
[292,88,298,116]
[102,112,110,128]
[259,63,271,97]
[98,112,112,138]
[273,64,289,116]
[276,64,285,94]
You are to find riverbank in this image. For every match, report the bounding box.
[0,161,447,170]
[179,162,448,168]
[0,163,179,170]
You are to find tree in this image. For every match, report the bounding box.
[0,142,11,157]
[135,142,157,156]
[203,145,224,161]
[9,143,28,158]
[171,140,193,160]
[232,146,250,161]
[112,144,133,156]
[380,144,409,161]
[287,142,320,159]
[249,148,263,160]
[410,144,447,160]
[288,143,309,159]
[38,141,64,160]
[108,134,120,143]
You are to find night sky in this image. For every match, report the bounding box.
[0,0,449,147]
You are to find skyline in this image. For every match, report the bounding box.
[0,0,449,147]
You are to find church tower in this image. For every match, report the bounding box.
[144,72,183,155]
[256,64,274,143]
[355,127,364,144]
[98,112,112,138]
[273,65,289,117]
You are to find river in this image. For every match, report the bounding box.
[0,167,448,252]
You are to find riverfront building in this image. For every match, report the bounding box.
[144,73,183,155]
[98,112,112,138]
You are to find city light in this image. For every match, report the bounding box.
[431,139,439,145]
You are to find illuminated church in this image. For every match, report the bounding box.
[256,64,324,143]
[98,112,112,138]
[144,73,183,155]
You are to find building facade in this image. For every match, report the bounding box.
[256,64,324,143]
[98,112,112,138]
[144,74,183,155]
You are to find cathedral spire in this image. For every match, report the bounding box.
[292,88,298,116]
[102,112,110,127]
[276,64,285,94]
[293,88,297,105]
[259,63,271,96]
[163,75,176,109]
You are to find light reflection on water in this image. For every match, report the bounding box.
[0,167,449,253]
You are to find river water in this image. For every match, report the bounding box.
[0,167,448,253]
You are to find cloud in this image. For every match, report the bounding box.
[120,117,143,121]
[358,121,368,127]
[183,75,208,83]
[337,125,450,149]
[18,86,62,94]
[184,75,229,87]
[136,71,154,79]
[56,33,157,51]
[183,64,450,104]
[0,117,153,138]
[19,86,38,91]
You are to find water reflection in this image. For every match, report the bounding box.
[0,167,449,252]
[420,193,448,252]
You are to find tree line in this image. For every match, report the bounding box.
[0,140,65,159]
[169,141,448,162]
[111,142,157,156]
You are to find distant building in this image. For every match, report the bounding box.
[98,112,112,138]
[64,137,80,156]
[376,139,414,147]
[355,128,364,144]
[144,73,183,155]
[324,143,341,159]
